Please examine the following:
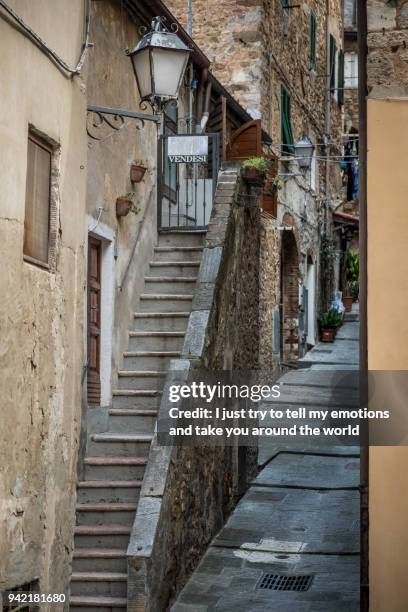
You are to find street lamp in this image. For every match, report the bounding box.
[294,136,315,172]
[127,16,191,113]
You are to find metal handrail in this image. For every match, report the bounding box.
[117,183,155,291]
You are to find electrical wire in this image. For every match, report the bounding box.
[0,0,91,78]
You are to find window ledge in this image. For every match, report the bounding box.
[23,254,50,271]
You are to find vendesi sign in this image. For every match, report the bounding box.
[167,135,208,163]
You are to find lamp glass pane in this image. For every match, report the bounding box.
[151,47,189,98]
[131,48,152,99]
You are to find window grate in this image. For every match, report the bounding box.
[256,573,314,592]
[2,579,40,611]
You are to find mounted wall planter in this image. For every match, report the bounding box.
[130,163,147,183]
[116,196,133,217]
[242,166,265,186]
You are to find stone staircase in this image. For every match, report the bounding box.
[70,230,205,611]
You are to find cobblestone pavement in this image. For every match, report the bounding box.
[172,308,360,611]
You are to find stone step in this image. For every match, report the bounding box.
[128,330,185,352]
[112,389,162,409]
[157,229,205,247]
[344,312,359,322]
[74,525,131,549]
[84,456,147,481]
[143,276,197,294]
[76,503,137,527]
[88,432,153,458]
[148,261,200,277]
[139,293,193,313]
[70,572,127,599]
[123,350,180,370]
[70,595,127,611]
[72,548,127,574]
[108,408,157,433]
[77,479,142,504]
[117,370,166,390]
[133,311,190,332]
[153,245,203,262]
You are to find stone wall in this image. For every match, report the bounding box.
[167,0,344,343]
[367,0,408,89]
[127,164,277,611]
[0,0,87,598]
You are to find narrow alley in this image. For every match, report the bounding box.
[172,308,360,612]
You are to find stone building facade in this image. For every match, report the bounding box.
[167,0,345,359]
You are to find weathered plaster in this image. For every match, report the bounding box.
[0,0,87,598]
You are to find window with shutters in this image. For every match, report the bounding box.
[329,35,337,96]
[310,11,317,71]
[24,129,58,269]
[338,49,345,105]
[281,86,294,156]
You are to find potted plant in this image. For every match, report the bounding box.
[241,157,270,185]
[319,308,343,342]
[116,192,139,217]
[343,284,354,312]
[343,250,359,311]
[130,162,147,183]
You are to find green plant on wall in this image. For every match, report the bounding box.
[241,157,271,172]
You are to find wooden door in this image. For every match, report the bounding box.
[226,119,262,160]
[87,237,102,405]
[227,119,278,217]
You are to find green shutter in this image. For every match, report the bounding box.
[281,86,294,155]
[310,12,317,70]
[330,35,337,93]
[338,49,344,105]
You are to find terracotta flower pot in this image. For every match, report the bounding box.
[343,296,353,312]
[242,166,265,186]
[116,197,132,217]
[130,164,147,183]
[321,328,336,342]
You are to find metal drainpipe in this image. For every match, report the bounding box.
[324,0,331,240]
[357,0,369,609]
[187,0,194,134]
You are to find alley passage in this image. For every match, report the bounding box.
[172,307,360,612]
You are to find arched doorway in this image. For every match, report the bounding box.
[280,226,300,363]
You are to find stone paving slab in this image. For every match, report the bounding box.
[213,486,359,554]
[280,369,359,388]
[258,443,360,466]
[299,340,359,366]
[336,321,359,340]
[254,453,360,489]
[268,384,359,407]
[172,548,359,611]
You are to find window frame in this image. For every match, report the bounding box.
[310,11,317,71]
[23,127,59,271]
[281,85,294,156]
[338,49,345,106]
[329,34,337,96]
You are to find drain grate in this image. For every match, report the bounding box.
[256,574,314,592]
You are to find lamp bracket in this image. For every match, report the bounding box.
[87,105,160,141]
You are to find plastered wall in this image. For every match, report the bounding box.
[367,95,408,612]
[0,0,87,596]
